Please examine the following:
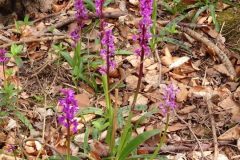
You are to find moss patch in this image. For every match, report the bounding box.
[217,6,240,51]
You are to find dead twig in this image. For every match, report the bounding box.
[44,11,126,33]
[0,34,12,43]
[158,20,208,29]
[174,110,206,160]
[155,50,162,86]
[139,140,234,153]
[0,35,68,48]
[205,96,219,160]
[178,27,236,79]
[31,60,52,78]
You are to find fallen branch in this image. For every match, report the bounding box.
[43,11,127,33]
[0,35,68,48]
[178,27,236,79]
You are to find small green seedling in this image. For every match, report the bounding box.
[7,44,24,67]
[15,15,32,33]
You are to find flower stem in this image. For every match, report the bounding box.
[150,112,170,160]
[131,52,144,109]
[3,62,6,81]
[131,25,146,109]
[67,121,71,160]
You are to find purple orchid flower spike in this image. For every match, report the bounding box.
[99,27,116,75]
[134,0,153,57]
[58,89,79,133]
[0,49,9,63]
[70,0,88,43]
[95,0,104,17]
[159,83,179,115]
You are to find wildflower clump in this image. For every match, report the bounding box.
[58,89,79,133]
[159,83,178,115]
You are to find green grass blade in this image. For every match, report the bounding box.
[127,154,168,160]
[84,127,90,154]
[116,50,133,55]
[116,112,133,158]
[159,14,187,36]
[192,5,208,23]
[60,51,73,67]
[209,4,220,32]
[84,0,95,11]
[163,37,190,52]
[118,129,160,160]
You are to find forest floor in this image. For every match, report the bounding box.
[0,0,240,160]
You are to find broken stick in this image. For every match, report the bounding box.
[179,27,236,80]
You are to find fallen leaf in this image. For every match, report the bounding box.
[126,75,138,89]
[126,55,139,67]
[218,125,240,141]
[161,47,173,66]
[74,133,85,143]
[197,16,208,24]
[90,141,109,157]
[5,118,17,131]
[144,70,159,88]
[99,130,107,141]
[75,93,91,108]
[128,94,148,106]
[167,123,187,132]
[129,0,139,5]
[193,151,212,160]
[0,132,6,142]
[136,126,145,134]
[169,56,190,69]
[176,83,189,102]
[0,154,22,160]
[78,114,96,123]
[214,64,231,77]
[178,105,196,114]
[218,96,240,122]
[137,148,149,155]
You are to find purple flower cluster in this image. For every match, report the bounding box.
[6,144,17,153]
[0,49,9,63]
[95,0,104,17]
[70,0,88,42]
[58,89,79,133]
[134,0,153,57]
[99,28,116,74]
[75,0,88,25]
[159,83,178,115]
